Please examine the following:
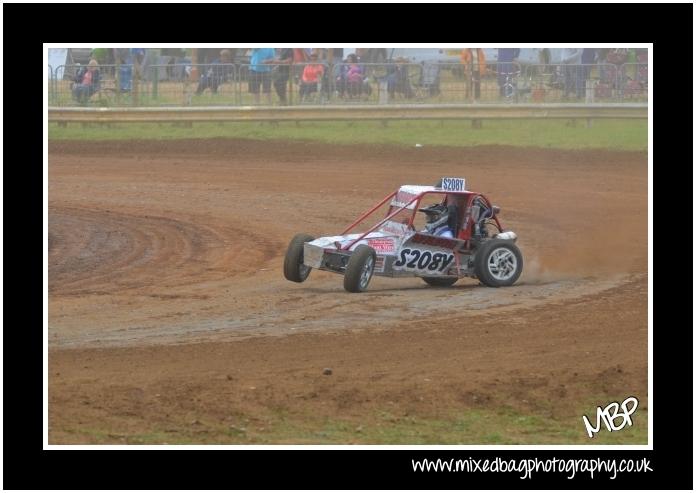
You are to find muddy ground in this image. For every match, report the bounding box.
[48,139,648,444]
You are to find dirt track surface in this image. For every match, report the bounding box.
[48,139,648,444]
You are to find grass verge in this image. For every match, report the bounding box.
[56,397,648,445]
[48,119,647,151]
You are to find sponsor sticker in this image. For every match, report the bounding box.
[368,238,396,253]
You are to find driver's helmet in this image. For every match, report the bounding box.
[418,204,449,234]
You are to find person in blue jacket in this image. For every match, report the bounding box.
[248,48,275,104]
[114,48,145,92]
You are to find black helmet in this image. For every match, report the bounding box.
[419,204,449,232]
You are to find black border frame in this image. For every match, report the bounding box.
[5,2,692,489]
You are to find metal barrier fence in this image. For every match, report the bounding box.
[48,104,649,124]
[54,63,165,107]
[48,65,54,103]
[50,61,648,107]
[521,63,648,103]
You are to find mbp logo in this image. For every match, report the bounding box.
[582,396,639,438]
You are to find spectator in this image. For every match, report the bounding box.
[496,48,520,97]
[72,59,101,104]
[268,48,294,105]
[385,57,413,99]
[335,53,366,98]
[248,48,275,104]
[461,48,486,102]
[560,48,582,99]
[593,49,616,99]
[113,48,145,92]
[299,51,325,101]
[131,48,146,66]
[345,54,366,97]
[418,61,441,97]
[333,56,350,97]
[604,49,630,98]
[113,49,130,91]
[578,48,597,99]
[130,48,146,86]
[195,49,234,95]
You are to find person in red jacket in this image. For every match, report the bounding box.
[72,59,101,104]
[299,52,325,101]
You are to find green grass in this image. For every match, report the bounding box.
[48,119,647,151]
[61,402,648,445]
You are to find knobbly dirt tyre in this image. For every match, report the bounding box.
[283,233,314,283]
[343,245,377,293]
[474,239,523,287]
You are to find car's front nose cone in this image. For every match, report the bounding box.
[303,243,325,268]
[495,231,517,242]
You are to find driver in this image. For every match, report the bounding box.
[418,204,454,238]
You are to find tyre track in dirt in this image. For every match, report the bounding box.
[49,206,280,297]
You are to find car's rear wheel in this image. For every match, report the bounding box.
[283,233,314,283]
[422,277,458,287]
[343,245,376,293]
[474,239,523,287]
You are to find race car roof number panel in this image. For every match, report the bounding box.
[440,178,466,192]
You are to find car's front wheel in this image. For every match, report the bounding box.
[474,239,523,287]
[343,245,377,293]
[283,233,314,283]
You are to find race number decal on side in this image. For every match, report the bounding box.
[441,177,466,192]
[393,248,454,274]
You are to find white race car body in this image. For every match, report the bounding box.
[304,227,468,278]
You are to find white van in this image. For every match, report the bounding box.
[386,48,461,64]
[483,48,564,64]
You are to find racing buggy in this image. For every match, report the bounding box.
[284,177,523,292]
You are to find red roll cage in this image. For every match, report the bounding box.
[339,188,503,251]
